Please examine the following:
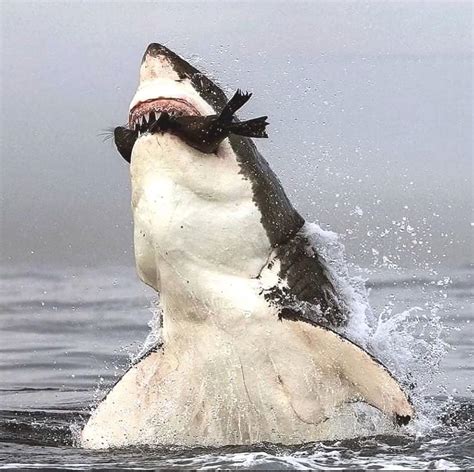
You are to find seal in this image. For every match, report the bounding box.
[81,43,413,449]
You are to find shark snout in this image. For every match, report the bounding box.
[141,43,171,63]
[140,43,181,83]
[139,42,199,85]
[135,43,219,116]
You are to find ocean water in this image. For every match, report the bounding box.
[0,263,472,469]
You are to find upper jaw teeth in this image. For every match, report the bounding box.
[131,107,186,131]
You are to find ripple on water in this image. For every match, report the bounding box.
[0,397,472,469]
[0,266,472,469]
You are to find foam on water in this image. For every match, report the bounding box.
[303,222,451,436]
[133,298,163,361]
[303,222,374,342]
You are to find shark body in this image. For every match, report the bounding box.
[81,43,413,449]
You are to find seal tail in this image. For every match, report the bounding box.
[226,116,269,138]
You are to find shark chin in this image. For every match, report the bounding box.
[80,43,414,449]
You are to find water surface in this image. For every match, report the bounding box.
[0,265,472,469]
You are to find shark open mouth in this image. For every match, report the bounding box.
[115,90,269,162]
[129,98,201,132]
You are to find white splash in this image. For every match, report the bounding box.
[303,221,450,433]
[133,298,163,363]
[303,222,374,345]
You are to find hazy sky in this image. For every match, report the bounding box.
[1,1,472,270]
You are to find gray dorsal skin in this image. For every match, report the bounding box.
[227,134,349,325]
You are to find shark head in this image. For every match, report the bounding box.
[130,43,229,131]
[114,42,302,248]
[114,43,229,162]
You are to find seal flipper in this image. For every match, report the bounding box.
[220,89,268,137]
[219,89,253,121]
[114,126,138,163]
[227,116,269,138]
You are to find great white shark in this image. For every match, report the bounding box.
[81,43,414,449]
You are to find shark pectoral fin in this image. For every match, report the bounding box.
[284,322,414,426]
[338,343,414,425]
[306,324,414,425]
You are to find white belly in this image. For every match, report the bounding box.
[130,133,272,333]
[81,316,399,449]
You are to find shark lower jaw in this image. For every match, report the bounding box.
[129,97,201,132]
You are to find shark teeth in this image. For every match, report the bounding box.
[135,109,171,135]
[132,107,187,133]
[129,97,200,131]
